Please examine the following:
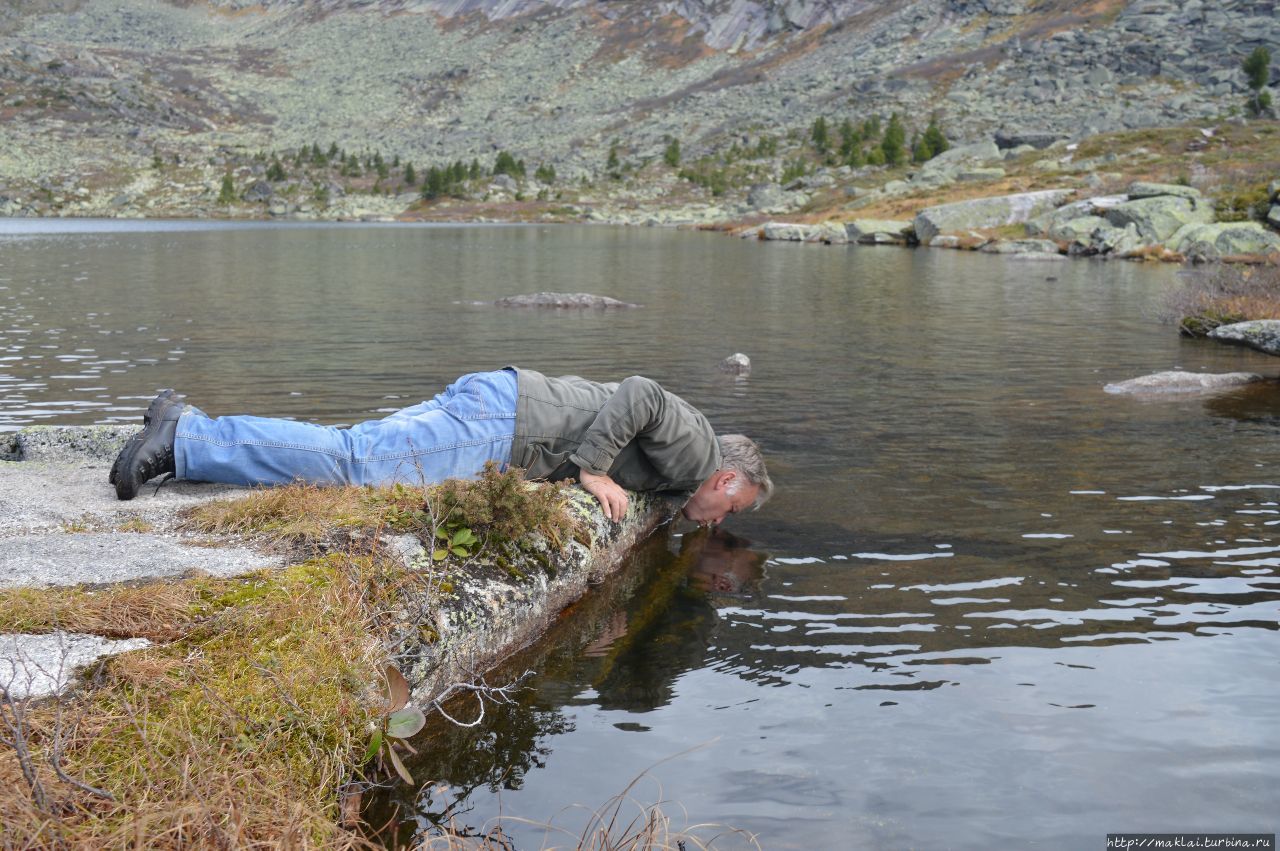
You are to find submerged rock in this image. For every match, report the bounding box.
[1209,320,1280,356]
[1104,371,1266,395]
[494,292,639,309]
[978,238,1061,256]
[717,353,751,376]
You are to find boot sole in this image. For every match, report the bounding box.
[110,390,180,494]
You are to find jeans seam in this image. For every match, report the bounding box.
[178,432,511,463]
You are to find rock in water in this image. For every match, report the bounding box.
[717,353,751,376]
[493,293,639,309]
[1104,371,1266,395]
[1209,320,1280,356]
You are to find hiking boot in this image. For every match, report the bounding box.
[112,390,185,500]
[109,389,178,485]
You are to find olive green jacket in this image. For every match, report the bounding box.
[509,367,721,493]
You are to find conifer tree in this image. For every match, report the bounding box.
[218,174,236,204]
[664,137,681,168]
[1243,47,1272,115]
[469,159,482,180]
[403,162,416,186]
[810,116,830,152]
[922,118,949,159]
[880,113,906,166]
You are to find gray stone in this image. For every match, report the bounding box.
[493,292,639,308]
[1104,195,1213,244]
[1103,371,1266,395]
[995,129,1067,149]
[914,189,1075,244]
[1047,215,1111,242]
[1209,320,1280,356]
[927,140,1001,165]
[761,222,810,241]
[978,238,1061,255]
[717,353,751,376]
[1,632,152,699]
[1127,181,1203,201]
[490,174,518,193]
[242,180,272,202]
[844,219,914,245]
[1171,222,1280,260]
[1269,205,1280,229]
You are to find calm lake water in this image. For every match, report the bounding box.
[3,220,1279,848]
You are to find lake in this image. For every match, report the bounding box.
[2,219,1278,848]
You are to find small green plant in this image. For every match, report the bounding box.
[217,173,236,204]
[781,156,807,184]
[362,666,427,784]
[403,162,416,186]
[810,116,830,153]
[266,158,287,182]
[881,113,906,166]
[1243,46,1272,115]
[535,162,556,183]
[433,523,478,561]
[663,137,681,168]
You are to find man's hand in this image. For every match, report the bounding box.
[579,469,629,522]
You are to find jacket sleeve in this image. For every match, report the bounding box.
[568,376,715,483]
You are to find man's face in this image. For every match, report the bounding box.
[681,471,760,527]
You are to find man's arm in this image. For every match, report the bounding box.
[569,376,717,520]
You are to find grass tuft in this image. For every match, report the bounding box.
[1163,261,1280,335]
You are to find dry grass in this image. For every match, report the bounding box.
[0,553,396,848]
[1163,262,1280,335]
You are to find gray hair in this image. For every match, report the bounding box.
[717,434,773,510]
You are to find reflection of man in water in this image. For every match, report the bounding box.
[686,528,767,598]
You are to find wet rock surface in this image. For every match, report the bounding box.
[1103,370,1269,395]
[1209,320,1280,357]
[493,292,640,308]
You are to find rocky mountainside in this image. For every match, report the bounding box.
[0,0,1276,214]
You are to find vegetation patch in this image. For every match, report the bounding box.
[1164,262,1280,336]
[1,467,584,847]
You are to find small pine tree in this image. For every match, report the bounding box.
[494,151,519,178]
[866,147,886,166]
[218,174,236,204]
[1244,47,1272,115]
[469,159,482,180]
[403,162,416,186]
[664,137,681,168]
[922,118,949,159]
[392,154,400,168]
[880,113,906,166]
[606,143,620,173]
[911,133,931,164]
[862,115,882,140]
[535,163,556,184]
[846,145,865,168]
[266,158,287,182]
[810,116,830,152]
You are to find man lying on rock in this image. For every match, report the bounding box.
[109,367,772,527]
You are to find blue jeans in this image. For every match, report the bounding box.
[175,369,517,487]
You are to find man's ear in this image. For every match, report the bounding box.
[715,470,738,491]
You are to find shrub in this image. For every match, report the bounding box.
[881,113,906,166]
[1244,46,1271,114]
[403,162,416,186]
[664,137,681,168]
[1163,262,1280,336]
[534,163,556,184]
[432,462,575,553]
[1214,184,1272,222]
[810,116,829,152]
[217,174,236,204]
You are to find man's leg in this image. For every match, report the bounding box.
[173,369,517,488]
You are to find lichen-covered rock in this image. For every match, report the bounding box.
[994,129,1065,149]
[1045,215,1110,242]
[978,238,1061,255]
[493,292,639,308]
[1104,195,1213,244]
[1126,182,1204,202]
[242,180,272,202]
[1209,320,1280,356]
[1104,371,1266,395]
[1068,222,1140,257]
[1171,222,1280,260]
[1268,204,1280,229]
[844,219,913,244]
[914,189,1073,244]
[717,353,751,375]
[760,222,809,241]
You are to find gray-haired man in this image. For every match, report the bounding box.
[111,367,772,526]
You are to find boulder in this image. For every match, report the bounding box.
[1127,181,1203,202]
[717,353,751,376]
[1046,215,1110,242]
[1070,223,1142,257]
[914,189,1074,244]
[1103,371,1266,395]
[1171,222,1280,260]
[1104,195,1213,244]
[242,180,272,202]
[493,293,639,309]
[747,183,807,211]
[760,222,810,241]
[1268,205,1280,229]
[1209,320,1280,356]
[844,219,914,244]
[490,174,518,193]
[994,129,1066,149]
[978,238,1062,256]
[926,140,1001,166]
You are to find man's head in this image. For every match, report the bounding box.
[681,434,772,526]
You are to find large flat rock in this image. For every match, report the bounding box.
[914,189,1074,244]
[1104,370,1267,395]
[1209,320,1280,356]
